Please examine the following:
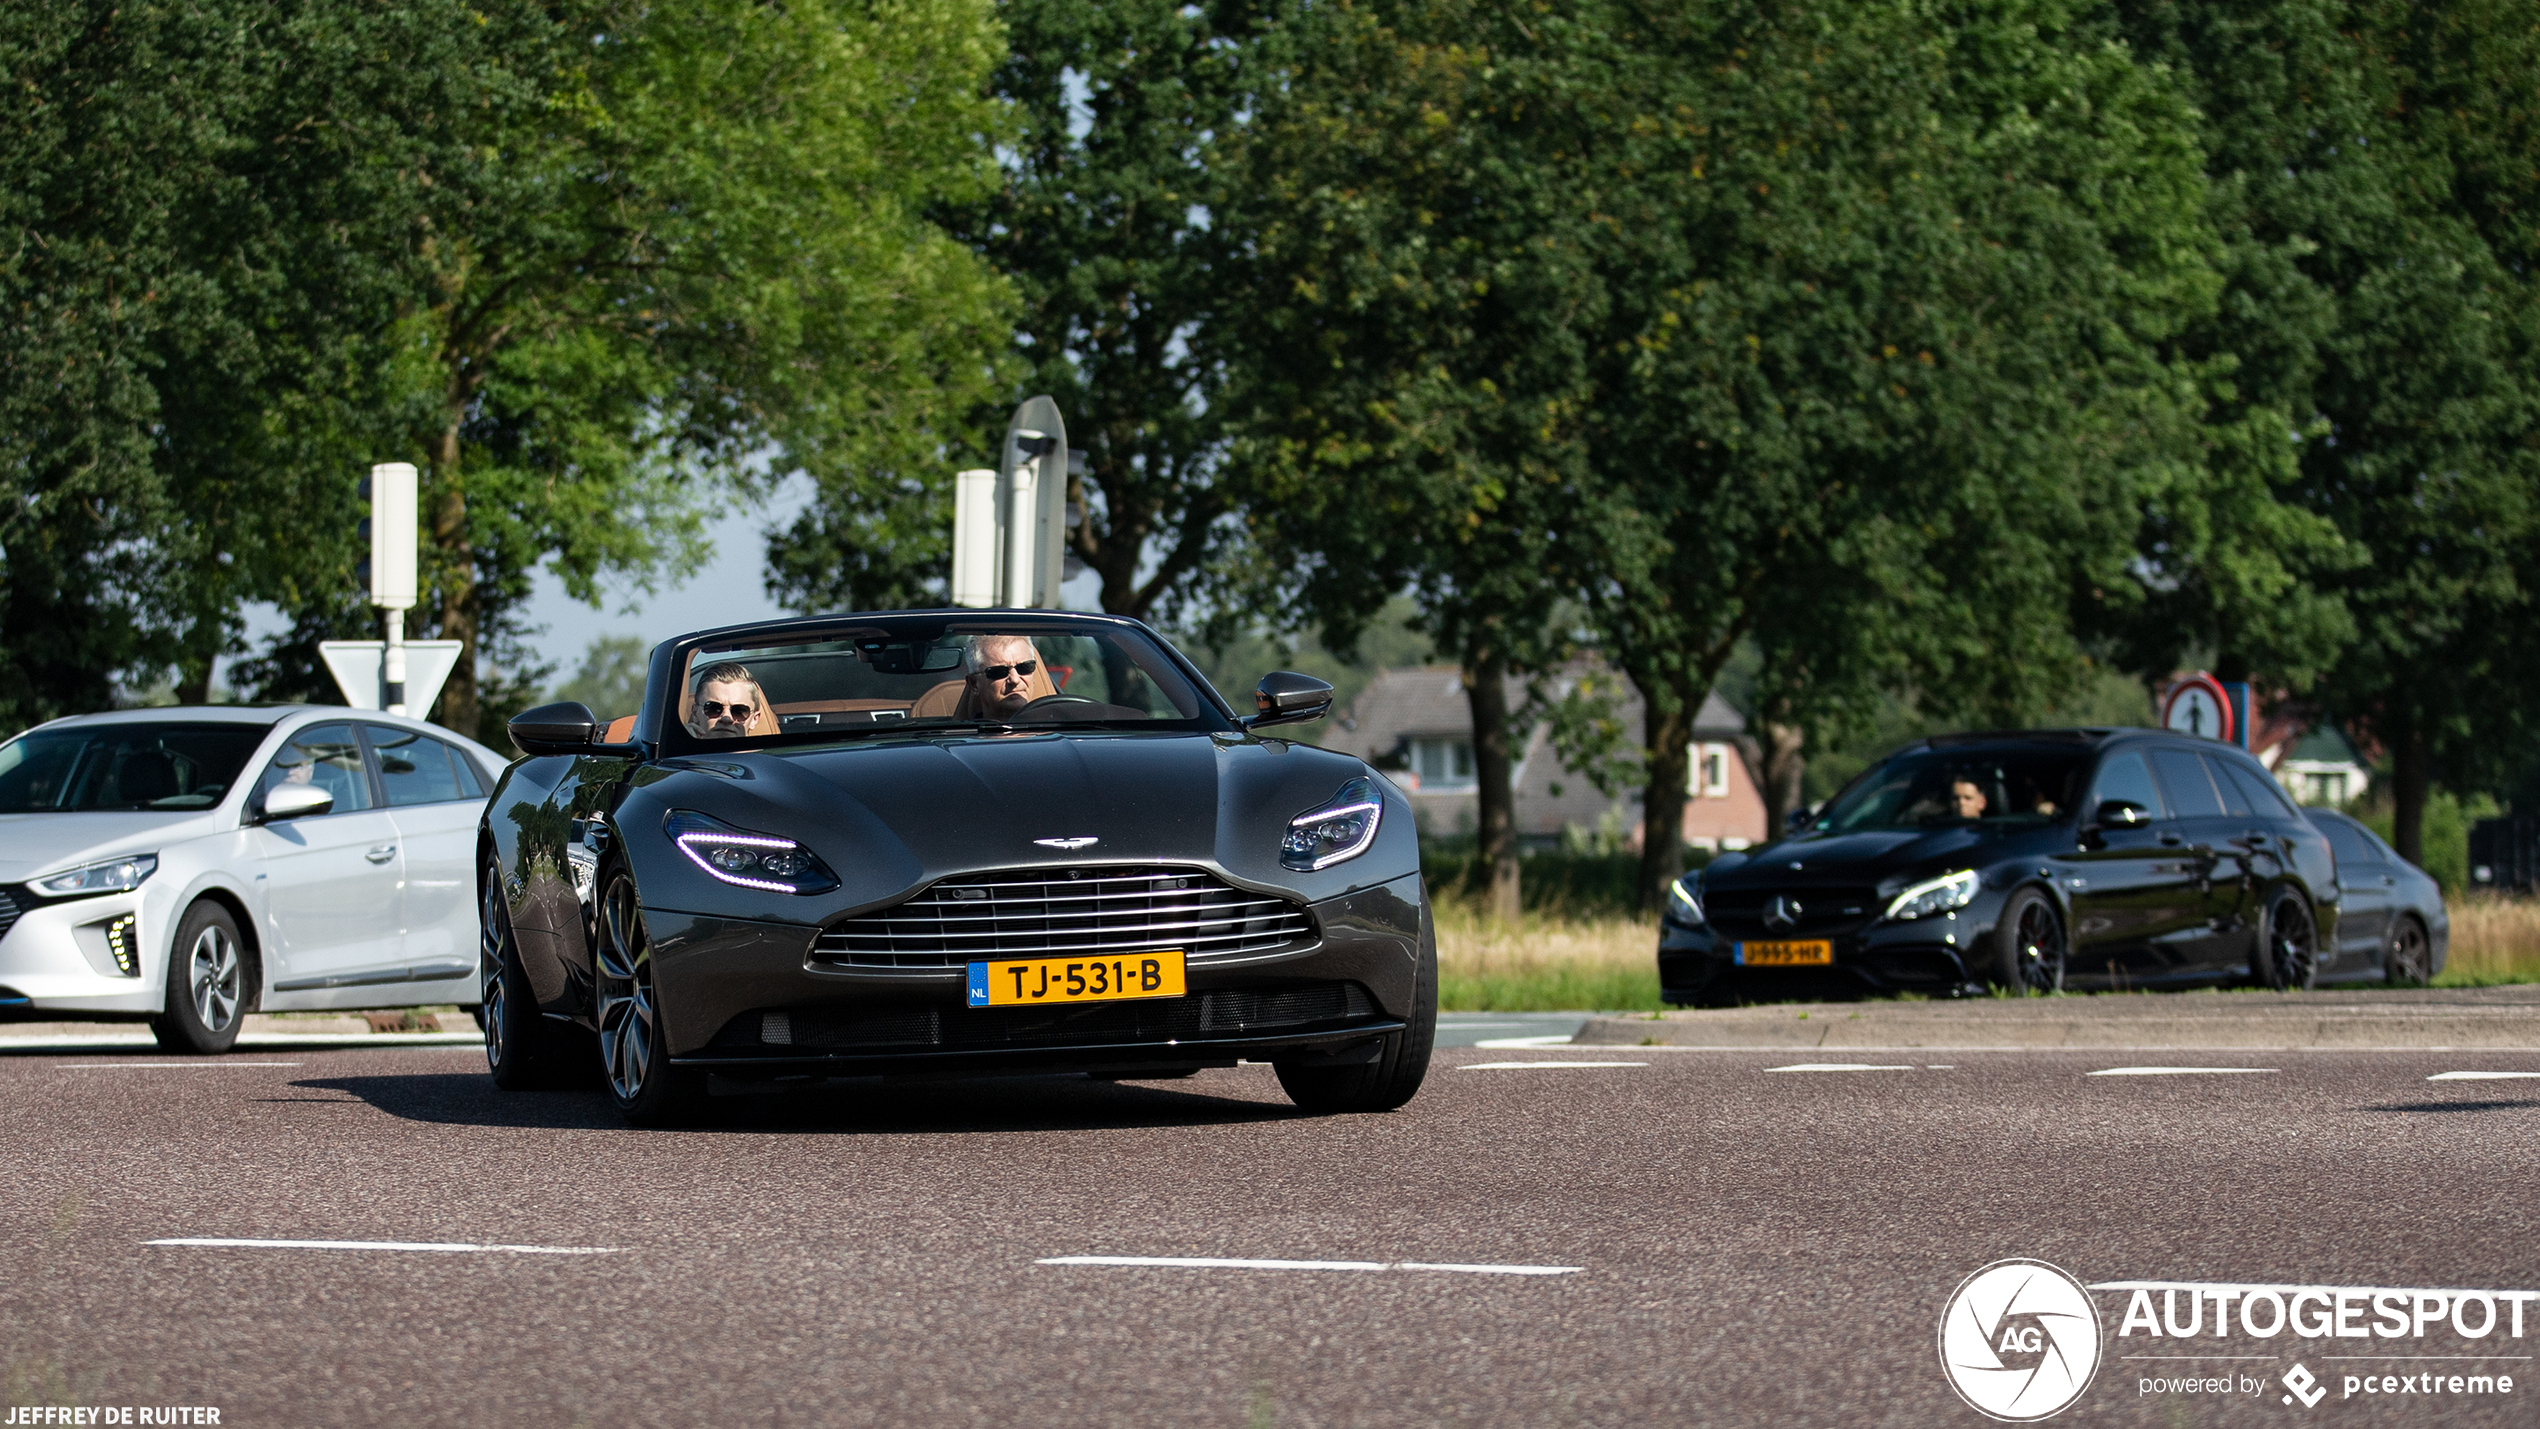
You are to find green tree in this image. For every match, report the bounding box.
[1569,0,2222,904]
[1221,0,1611,916]
[553,635,653,722]
[376,0,1013,740]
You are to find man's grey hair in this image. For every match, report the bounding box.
[964,634,1037,675]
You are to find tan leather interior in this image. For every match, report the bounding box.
[908,680,966,718]
[602,716,636,744]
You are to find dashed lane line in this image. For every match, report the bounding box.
[2428,1070,2540,1080]
[1460,1061,1647,1071]
[62,1062,304,1069]
[2086,1067,2279,1076]
[146,1238,618,1255]
[1764,1063,1914,1072]
[1037,1256,1580,1276]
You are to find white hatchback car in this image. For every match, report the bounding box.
[0,705,505,1052]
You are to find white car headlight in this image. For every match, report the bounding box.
[1885,868,1979,922]
[1665,875,1704,926]
[29,854,157,899]
[1281,777,1384,871]
[666,812,839,894]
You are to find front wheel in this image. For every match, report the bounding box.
[2385,915,2433,987]
[1989,888,2065,996]
[1275,904,1436,1113]
[2254,885,2321,991]
[152,901,247,1054]
[595,871,709,1126]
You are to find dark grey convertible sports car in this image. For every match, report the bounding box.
[477,610,1434,1125]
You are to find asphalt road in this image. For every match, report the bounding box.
[2,1041,2535,1427]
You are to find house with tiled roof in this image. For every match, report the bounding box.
[1330,664,1768,851]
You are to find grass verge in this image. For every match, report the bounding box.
[1435,904,1662,1012]
[2433,895,2540,986]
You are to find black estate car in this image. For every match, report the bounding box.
[479,610,1434,1125]
[1658,729,2342,1002]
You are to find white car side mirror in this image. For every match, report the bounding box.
[260,783,335,822]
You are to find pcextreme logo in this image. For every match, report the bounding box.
[1939,1259,2105,1422]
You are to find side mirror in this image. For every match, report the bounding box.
[259,782,334,822]
[509,700,602,757]
[1783,805,1814,833]
[2094,799,2150,829]
[1246,671,1335,730]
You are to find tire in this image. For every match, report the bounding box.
[595,870,710,1127]
[2385,915,2434,988]
[1275,901,1437,1114]
[152,901,248,1054]
[481,856,597,1090]
[2254,884,2321,991]
[1989,887,2066,996]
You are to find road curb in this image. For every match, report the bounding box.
[1574,986,2540,1050]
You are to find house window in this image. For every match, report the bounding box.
[1689,743,1730,798]
[1410,737,1475,790]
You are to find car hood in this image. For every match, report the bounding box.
[0,810,226,883]
[618,729,1402,917]
[1707,826,2005,891]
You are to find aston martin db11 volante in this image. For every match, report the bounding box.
[480,610,1435,1124]
[1659,729,2343,1002]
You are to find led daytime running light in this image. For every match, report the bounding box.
[677,832,805,892]
[1884,868,1980,922]
[1282,777,1384,871]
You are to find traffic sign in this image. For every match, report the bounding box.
[2161,672,2234,744]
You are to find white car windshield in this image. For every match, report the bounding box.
[0,723,270,812]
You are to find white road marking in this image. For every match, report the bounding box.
[62,1062,304,1069]
[1764,1063,1913,1072]
[1037,1255,1580,1276]
[2087,1067,2277,1076]
[146,1238,617,1255]
[1460,1061,1646,1070]
[1926,1065,1956,1069]
[1471,1035,1578,1048]
[2428,1070,2540,1080]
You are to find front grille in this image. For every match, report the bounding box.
[0,887,21,944]
[713,981,1379,1053]
[1704,886,1880,937]
[816,866,1314,968]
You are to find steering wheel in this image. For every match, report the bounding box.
[1019,695,1103,714]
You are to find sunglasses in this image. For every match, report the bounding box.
[978,660,1038,681]
[700,701,755,721]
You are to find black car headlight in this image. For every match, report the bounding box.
[1664,873,1705,927]
[1884,868,1978,922]
[666,811,840,894]
[1282,777,1384,871]
[29,853,157,900]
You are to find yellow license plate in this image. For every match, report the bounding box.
[1736,940,1833,967]
[966,950,1187,1007]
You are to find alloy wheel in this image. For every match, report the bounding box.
[480,871,511,1070]
[594,878,655,1102]
[2388,919,2432,985]
[2012,897,2065,994]
[189,924,240,1032]
[2268,894,2319,989]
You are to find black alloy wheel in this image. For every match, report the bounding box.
[1274,902,1437,1113]
[1990,887,2066,997]
[481,856,594,1090]
[2385,915,2434,987]
[594,871,709,1126]
[152,900,247,1054]
[2255,886,2321,991]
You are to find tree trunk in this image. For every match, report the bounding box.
[1466,647,1521,921]
[426,408,477,737]
[1634,686,1694,913]
[2391,721,2431,870]
[1760,721,1806,834]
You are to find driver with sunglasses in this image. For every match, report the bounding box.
[961,634,1046,720]
[686,661,772,739]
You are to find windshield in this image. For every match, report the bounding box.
[0,722,270,813]
[1812,745,2090,833]
[662,618,1233,752]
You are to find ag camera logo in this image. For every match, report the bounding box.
[1940,1259,2104,1420]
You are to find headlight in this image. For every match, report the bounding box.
[1282,777,1384,871]
[1884,868,1979,921]
[29,854,157,899]
[666,811,839,894]
[1665,874,1704,926]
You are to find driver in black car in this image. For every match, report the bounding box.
[962,634,1046,719]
